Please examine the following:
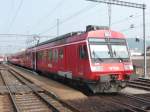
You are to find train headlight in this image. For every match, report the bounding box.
[124,64,133,70]
[91,66,103,72]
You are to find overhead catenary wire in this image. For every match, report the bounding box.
[120,22,150,33]
[39,4,149,35]
[112,12,149,26]
[112,14,142,25]
[0,34,54,38]
[38,4,97,35]
[7,0,24,33]
[29,0,66,32]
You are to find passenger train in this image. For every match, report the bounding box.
[8,25,136,93]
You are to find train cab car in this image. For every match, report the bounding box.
[85,26,135,93]
[9,25,136,93]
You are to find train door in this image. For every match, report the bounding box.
[78,44,88,78]
[65,45,78,78]
[32,52,37,70]
[52,49,59,72]
[48,49,53,72]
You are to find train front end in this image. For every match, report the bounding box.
[86,28,136,93]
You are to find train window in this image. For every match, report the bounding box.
[53,50,55,61]
[49,50,53,61]
[53,49,58,62]
[56,49,58,61]
[79,45,87,59]
[45,50,48,62]
[37,52,42,59]
[59,48,64,59]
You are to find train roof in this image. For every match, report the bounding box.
[87,30,125,38]
[29,31,84,49]
[28,26,111,49]
[27,25,125,51]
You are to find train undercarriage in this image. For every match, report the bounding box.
[87,80,126,93]
[86,74,138,93]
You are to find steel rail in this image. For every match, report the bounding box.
[129,81,150,86]
[99,96,138,112]
[128,79,150,90]
[8,69,60,112]
[138,78,150,83]
[0,71,21,112]
[128,83,150,91]
[124,94,150,107]
[105,96,147,112]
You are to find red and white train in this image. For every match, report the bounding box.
[8,25,136,93]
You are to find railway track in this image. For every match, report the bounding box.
[128,78,150,90]
[67,93,150,112]
[100,93,150,112]
[67,96,130,112]
[0,65,74,112]
[3,64,150,112]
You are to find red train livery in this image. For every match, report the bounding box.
[8,25,136,93]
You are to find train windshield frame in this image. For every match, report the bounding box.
[88,37,130,60]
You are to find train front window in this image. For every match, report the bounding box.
[111,45,129,58]
[90,45,111,59]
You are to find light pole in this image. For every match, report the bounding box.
[108,3,111,29]
[143,6,147,78]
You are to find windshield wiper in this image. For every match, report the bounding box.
[97,57,103,62]
[117,57,123,62]
[113,50,123,62]
[92,51,103,62]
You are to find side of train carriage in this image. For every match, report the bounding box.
[8,25,137,93]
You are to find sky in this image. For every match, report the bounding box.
[0,0,149,54]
